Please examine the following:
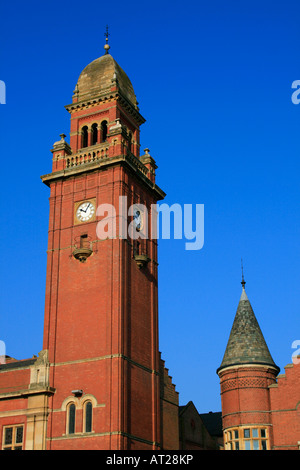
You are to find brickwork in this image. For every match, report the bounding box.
[269,361,300,450]
[219,365,278,449]
[0,364,29,449]
[159,356,179,449]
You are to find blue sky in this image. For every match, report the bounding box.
[0,0,299,414]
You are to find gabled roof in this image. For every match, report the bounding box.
[179,402,223,438]
[198,411,223,437]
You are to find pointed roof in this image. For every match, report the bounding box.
[217,281,279,375]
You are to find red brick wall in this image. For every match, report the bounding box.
[219,365,277,431]
[0,366,31,395]
[43,115,162,449]
[0,366,31,449]
[269,361,300,450]
[159,356,179,449]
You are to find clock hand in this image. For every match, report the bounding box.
[85,203,91,213]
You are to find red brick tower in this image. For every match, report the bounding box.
[217,276,280,450]
[41,39,165,450]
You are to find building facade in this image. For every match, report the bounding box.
[0,41,299,451]
[0,41,179,450]
[0,40,220,452]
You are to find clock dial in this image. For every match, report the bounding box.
[76,201,95,223]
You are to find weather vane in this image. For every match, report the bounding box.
[241,258,246,289]
[104,25,110,54]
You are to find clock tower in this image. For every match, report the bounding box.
[41,39,166,450]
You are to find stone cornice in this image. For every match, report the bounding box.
[0,386,55,401]
[65,89,146,126]
[41,153,166,201]
[48,353,160,376]
[217,362,280,376]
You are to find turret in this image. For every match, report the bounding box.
[217,274,279,450]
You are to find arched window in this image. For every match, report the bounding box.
[81,126,88,148]
[84,401,93,433]
[67,403,76,434]
[91,123,98,145]
[101,121,108,142]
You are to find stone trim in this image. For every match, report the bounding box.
[50,353,159,376]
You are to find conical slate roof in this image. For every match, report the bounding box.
[217,284,279,374]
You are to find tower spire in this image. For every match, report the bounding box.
[104,25,110,54]
[217,276,280,374]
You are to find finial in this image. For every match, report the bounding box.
[241,258,246,289]
[73,83,79,96]
[104,25,110,54]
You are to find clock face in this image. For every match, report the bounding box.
[76,201,95,223]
